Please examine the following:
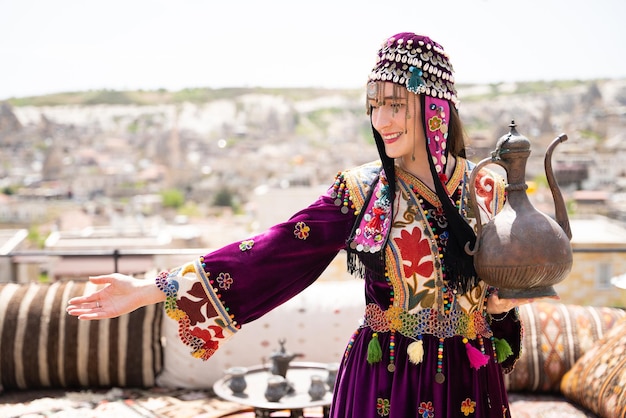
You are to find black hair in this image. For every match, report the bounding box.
[347,97,479,292]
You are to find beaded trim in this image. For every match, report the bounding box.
[334,161,382,217]
[330,171,354,215]
[363,303,493,341]
[197,256,239,332]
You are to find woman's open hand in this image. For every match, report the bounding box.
[66,273,165,320]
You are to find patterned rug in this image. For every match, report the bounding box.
[0,387,597,418]
[507,393,597,418]
[0,387,248,418]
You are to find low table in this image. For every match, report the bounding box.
[213,361,333,418]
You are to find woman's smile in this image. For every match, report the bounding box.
[381,132,402,144]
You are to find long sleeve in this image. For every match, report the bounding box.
[490,308,523,373]
[156,190,355,360]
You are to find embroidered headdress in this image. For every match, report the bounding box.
[368,32,458,108]
[347,32,478,292]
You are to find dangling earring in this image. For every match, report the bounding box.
[411,94,418,161]
[405,88,410,134]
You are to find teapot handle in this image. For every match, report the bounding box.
[464,156,505,255]
[545,134,572,240]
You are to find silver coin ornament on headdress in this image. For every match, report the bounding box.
[368,33,459,109]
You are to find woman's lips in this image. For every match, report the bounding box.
[382,132,402,144]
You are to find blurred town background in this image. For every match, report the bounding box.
[1,78,626,306]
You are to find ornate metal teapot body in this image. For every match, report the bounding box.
[269,339,302,378]
[466,122,573,298]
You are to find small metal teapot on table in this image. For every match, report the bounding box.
[267,339,303,395]
[465,122,573,299]
[269,339,303,378]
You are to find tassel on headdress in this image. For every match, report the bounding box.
[407,66,425,93]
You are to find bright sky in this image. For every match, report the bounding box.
[1,0,625,100]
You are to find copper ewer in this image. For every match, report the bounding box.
[465,122,573,299]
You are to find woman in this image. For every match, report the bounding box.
[68,32,534,417]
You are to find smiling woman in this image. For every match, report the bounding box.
[64,31,535,417]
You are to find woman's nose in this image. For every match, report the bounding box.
[372,107,392,130]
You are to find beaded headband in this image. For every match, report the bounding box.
[367,32,458,108]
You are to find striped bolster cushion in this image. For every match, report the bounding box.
[504,301,626,394]
[0,281,163,390]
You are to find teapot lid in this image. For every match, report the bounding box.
[495,121,531,155]
[270,339,292,359]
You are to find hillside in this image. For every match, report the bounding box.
[1,78,625,227]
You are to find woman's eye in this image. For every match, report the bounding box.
[390,103,404,113]
[369,101,403,111]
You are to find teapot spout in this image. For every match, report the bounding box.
[545,134,572,240]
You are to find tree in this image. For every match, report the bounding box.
[213,187,234,208]
[161,189,185,209]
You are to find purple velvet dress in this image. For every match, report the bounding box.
[156,157,522,418]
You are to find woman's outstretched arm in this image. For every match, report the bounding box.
[66,273,166,320]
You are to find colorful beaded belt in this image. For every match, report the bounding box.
[362,303,493,340]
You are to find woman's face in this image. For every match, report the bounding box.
[368,81,424,160]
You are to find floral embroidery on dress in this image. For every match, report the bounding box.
[376,397,390,416]
[394,226,434,281]
[418,400,435,418]
[170,280,224,360]
[239,239,254,251]
[216,272,233,290]
[461,398,476,416]
[177,281,219,325]
[364,178,391,243]
[156,260,241,363]
[425,205,448,229]
[350,170,392,254]
[294,221,310,240]
[393,226,436,308]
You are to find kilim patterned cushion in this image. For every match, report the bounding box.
[505,301,626,394]
[560,318,626,418]
[0,281,163,390]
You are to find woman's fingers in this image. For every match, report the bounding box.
[67,275,115,306]
[487,293,561,314]
[66,275,118,318]
[66,273,163,320]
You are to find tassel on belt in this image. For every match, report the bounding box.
[362,304,507,378]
